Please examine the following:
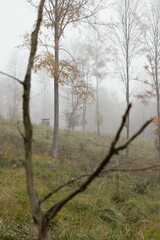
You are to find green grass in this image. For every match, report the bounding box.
[0,120,160,239]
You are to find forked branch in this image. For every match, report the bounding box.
[40,174,89,204]
[41,162,160,205]
[44,103,152,221]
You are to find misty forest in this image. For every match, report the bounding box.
[1,0,160,239]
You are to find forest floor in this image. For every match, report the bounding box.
[0,119,160,239]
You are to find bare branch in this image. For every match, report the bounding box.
[44,104,152,221]
[41,161,160,206]
[0,70,24,85]
[112,103,132,146]
[104,165,160,173]
[40,174,89,204]
[116,118,153,152]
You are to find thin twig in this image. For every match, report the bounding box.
[116,119,153,151]
[0,71,24,85]
[40,174,89,204]
[104,164,160,173]
[41,162,160,205]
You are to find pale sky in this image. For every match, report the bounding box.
[0,0,35,70]
[0,0,130,99]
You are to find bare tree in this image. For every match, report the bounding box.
[0,70,23,119]
[7,53,23,121]
[139,0,160,158]
[68,42,96,132]
[109,0,143,158]
[64,55,94,132]
[78,40,107,135]
[93,45,106,136]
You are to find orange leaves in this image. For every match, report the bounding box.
[34,52,56,76]
[136,89,156,105]
[59,60,79,84]
[33,52,80,85]
[40,0,91,39]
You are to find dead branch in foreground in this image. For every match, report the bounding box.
[40,164,160,205]
[22,0,45,231]
[43,104,152,221]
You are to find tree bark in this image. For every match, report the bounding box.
[125,0,130,159]
[96,75,100,136]
[51,81,59,157]
[126,54,130,159]
[37,217,48,240]
[155,43,160,160]
[51,0,59,158]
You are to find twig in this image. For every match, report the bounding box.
[104,164,160,173]
[0,70,24,85]
[40,174,89,204]
[116,119,153,152]
[41,163,160,205]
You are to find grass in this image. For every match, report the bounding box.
[0,119,160,239]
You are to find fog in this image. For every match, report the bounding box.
[0,0,157,142]
[0,67,155,139]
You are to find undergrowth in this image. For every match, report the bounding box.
[0,120,160,239]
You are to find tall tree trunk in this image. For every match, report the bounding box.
[82,101,86,132]
[155,45,160,160]
[51,1,59,158]
[51,81,59,157]
[156,92,160,160]
[126,62,130,159]
[96,75,100,136]
[125,0,130,159]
